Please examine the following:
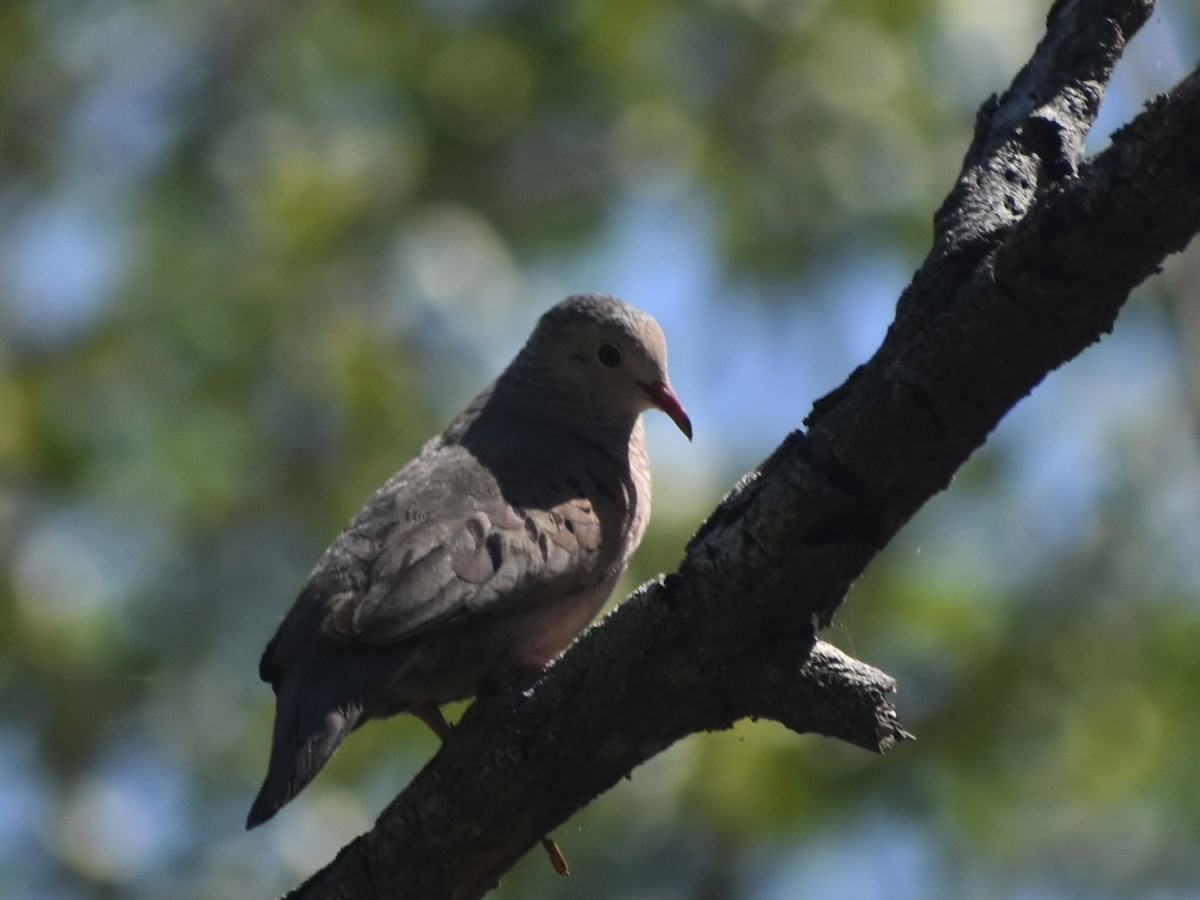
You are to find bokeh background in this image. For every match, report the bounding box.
[2,1,1200,897]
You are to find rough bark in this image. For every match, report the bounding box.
[281,1,1200,897]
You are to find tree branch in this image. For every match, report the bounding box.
[281,1,1200,896]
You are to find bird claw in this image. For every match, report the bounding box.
[542,837,570,877]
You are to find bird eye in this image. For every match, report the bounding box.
[597,343,622,368]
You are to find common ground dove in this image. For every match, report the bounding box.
[247,293,691,828]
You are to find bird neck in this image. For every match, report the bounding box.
[483,363,645,460]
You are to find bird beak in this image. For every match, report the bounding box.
[641,380,693,441]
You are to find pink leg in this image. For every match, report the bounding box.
[410,702,452,741]
[411,694,567,875]
[510,660,571,877]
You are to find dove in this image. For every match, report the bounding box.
[247,293,691,828]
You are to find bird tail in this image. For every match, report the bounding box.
[246,671,364,829]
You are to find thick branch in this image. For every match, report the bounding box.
[283,608,903,900]
[281,1,1200,897]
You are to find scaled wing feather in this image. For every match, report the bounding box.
[320,484,609,646]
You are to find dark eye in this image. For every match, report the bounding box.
[597,343,622,368]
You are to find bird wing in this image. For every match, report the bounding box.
[309,443,613,646]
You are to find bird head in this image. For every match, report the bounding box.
[524,294,692,441]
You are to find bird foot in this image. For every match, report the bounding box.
[542,837,570,877]
[410,702,452,741]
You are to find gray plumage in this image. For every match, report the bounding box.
[247,293,691,828]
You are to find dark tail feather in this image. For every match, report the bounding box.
[246,673,364,829]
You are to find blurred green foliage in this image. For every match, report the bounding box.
[1,0,1199,898]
